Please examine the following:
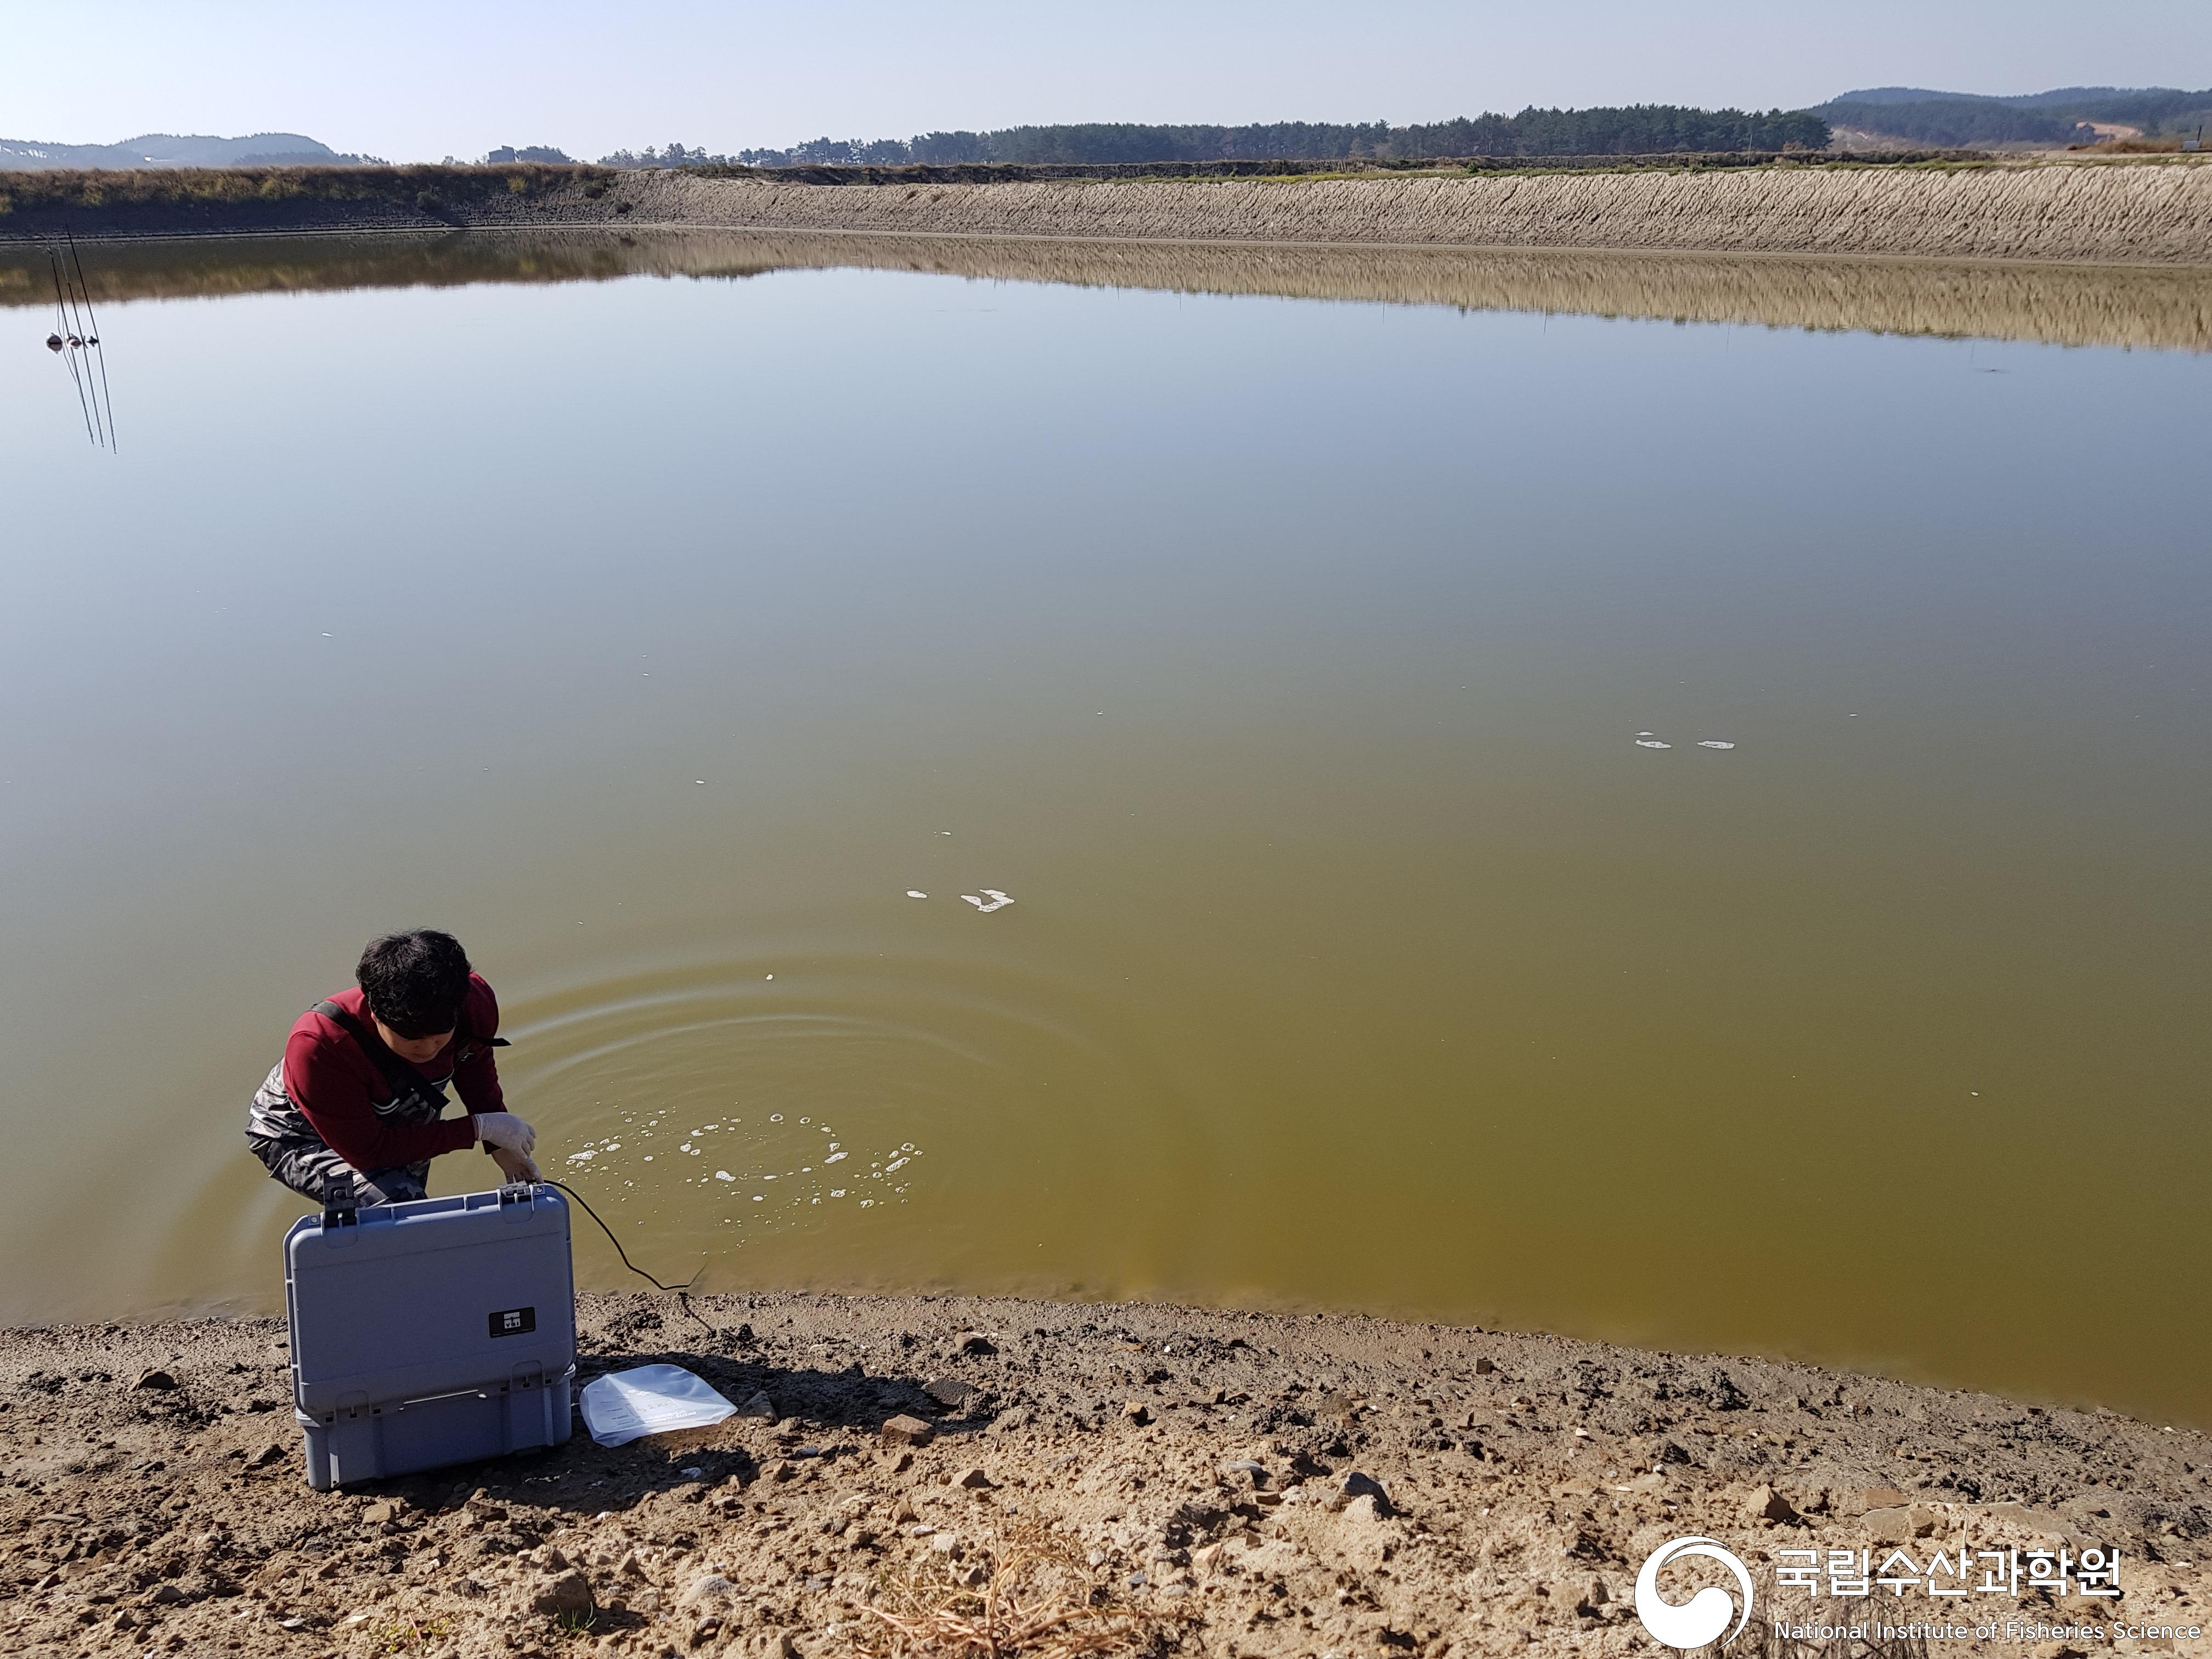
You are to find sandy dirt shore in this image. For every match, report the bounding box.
[4,1293,2208,1659]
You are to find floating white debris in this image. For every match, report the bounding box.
[962,889,1016,912]
[714,1170,734,1182]
[906,890,927,899]
[1634,740,1672,750]
[769,1113,783,1122]
[566,1149,596,1163]
[1697,740,1736,750]
[824,1151,847,1164]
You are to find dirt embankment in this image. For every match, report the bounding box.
[4,1293,2208,1659]
[623,161,2212,265]
[5,159,2212,264]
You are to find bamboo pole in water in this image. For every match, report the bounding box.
[48,251,97,445]
[65,232,115,451]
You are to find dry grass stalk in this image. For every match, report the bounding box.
[1697,1561,1936,1659]
[851,1520,1194,1659]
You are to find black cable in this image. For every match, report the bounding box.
[543,1178,698,1290]
[541,1178,722,1342]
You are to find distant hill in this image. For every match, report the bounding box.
[1818,86,2212,146]
[0,133,385,170]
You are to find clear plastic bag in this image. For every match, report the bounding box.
[578,1363,738,1448]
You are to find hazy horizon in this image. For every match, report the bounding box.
[4,0,2206,166]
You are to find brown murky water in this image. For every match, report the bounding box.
[3,234,2207,1427]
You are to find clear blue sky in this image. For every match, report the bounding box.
[7,0,2207,162]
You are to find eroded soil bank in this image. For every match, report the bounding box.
[5,159,2211,264]
[4,1293,2208,1659]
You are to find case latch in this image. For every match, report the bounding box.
[321,1170,359,1233]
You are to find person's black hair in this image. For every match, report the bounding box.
[356,929,472,1040]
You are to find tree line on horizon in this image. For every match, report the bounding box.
[594,105,1832,170]
[1814,86,2212,148]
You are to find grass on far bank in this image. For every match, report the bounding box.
[0,162,616,218]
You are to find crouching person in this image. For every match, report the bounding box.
[245,928,539,1206]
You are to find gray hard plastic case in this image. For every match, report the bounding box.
[284,1182,577,1490]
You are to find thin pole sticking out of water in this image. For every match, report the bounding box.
[55,243,108,448]
[48,251,97,445]
[65,232,115,451]
[52,246,109,448]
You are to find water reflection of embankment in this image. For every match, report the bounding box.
[4,230,2208,352]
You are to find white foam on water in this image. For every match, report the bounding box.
[714,1171,733,1182]
[1634,740,1672,749]
[1697,740,1736,750]
[906,890,927,899]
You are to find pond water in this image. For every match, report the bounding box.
[3,234,2207,1427]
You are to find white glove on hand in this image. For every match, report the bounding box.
[475,1111,537,1157]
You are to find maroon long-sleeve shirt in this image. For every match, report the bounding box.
[282,977,506,1171]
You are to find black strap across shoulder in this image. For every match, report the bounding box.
[310,996,511,1108]
[311,1000,452,1110]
